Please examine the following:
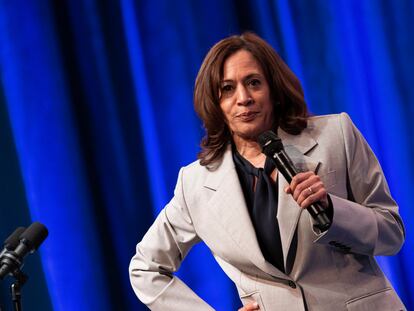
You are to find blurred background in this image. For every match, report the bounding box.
[0,0,413,310]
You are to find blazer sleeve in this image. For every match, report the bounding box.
[129,167,215,311]
[314,112,405,256]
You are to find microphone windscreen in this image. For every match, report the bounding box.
[258,131,284,153]
[4,227,26,249]
[20,222,48,250]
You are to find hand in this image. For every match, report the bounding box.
[284,171,328,209]
[238,301,260,310]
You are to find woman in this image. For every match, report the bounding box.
[129,33,405,310]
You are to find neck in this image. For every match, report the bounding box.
[233,136,266,168]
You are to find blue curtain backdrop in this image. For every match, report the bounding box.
[0,0,413,310]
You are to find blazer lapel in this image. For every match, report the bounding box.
[204,146,286,279]
[203,127,321,275]
[277,128,321,267]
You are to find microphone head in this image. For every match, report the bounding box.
[20,222,48,251]
[257,131,284,155]
[4,227,26,250]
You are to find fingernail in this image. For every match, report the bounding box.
[253,302,259,308]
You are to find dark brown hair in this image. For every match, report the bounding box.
[194,32,308,167]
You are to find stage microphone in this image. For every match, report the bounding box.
[0,222,48,280]
[0,227,26,258]
[258,131,331,231]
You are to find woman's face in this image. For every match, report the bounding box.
[219,50,274,143]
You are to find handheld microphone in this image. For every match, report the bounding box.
[258,131,331,231]
[0,222,48,280]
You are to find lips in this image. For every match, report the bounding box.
[236,111,259,121]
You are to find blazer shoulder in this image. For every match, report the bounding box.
[306,112,355,137]
[307,112,351,127]
[181,146,231,178]
[179,148,234,194]
[182,158,206,176]
[179,159,211,190]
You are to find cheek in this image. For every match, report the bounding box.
[219,101,232,123]
[261,95,273,114]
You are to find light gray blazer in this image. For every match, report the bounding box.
[129,113,406,311]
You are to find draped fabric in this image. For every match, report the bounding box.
[233,150,285,273]
[0,1,412,310]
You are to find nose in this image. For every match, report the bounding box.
[236,85,253,106]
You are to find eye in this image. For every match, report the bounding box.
[220,84,235,96]
[221,84,233,92]
[248,79,261,87]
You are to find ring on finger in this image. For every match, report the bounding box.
[307,187,313,195]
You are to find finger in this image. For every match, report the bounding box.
[290,171,314,195]
[295,179,323,205]
[304,185,329,208]
[290,172,313,189]
[300,188,328,209]
[293,174,321,201]
[239,301,260,311]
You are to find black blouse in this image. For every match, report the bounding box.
[233,148,285,272]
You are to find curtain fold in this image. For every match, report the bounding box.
[0,1,113,309]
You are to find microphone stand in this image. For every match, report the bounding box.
[0,222,47,311]
[10,270,28,311]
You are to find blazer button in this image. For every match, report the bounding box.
[288,281,296,289]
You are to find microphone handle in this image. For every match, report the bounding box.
[272,151,331,231]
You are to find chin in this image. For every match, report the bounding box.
[233,128,264,141]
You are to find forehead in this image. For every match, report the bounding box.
[222,50,264,79]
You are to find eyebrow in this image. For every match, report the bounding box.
[220,73,263,85]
